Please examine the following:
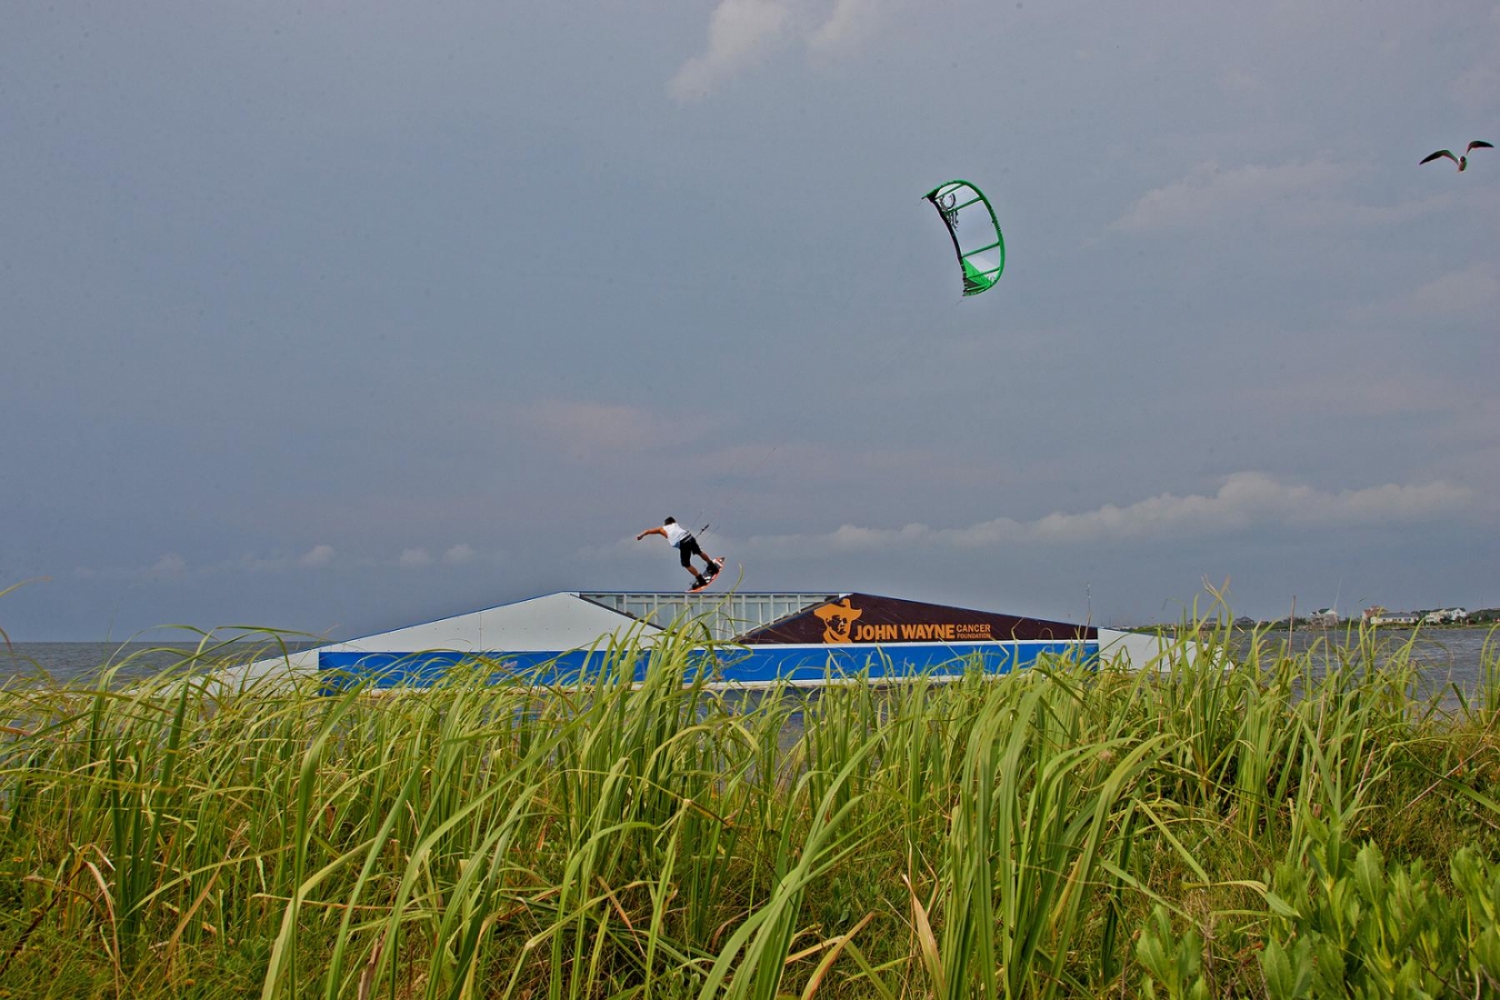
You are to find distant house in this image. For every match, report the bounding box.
[1422,608,1469,625]
[1370,611,1419,626]
[1362,606,1387,623]
[1309,608,1339,627]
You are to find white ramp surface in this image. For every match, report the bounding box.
[324,593,656,654]
[224,593,660,685]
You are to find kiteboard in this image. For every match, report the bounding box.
[687,558,727,593]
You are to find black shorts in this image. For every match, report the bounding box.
[677,535,705,567]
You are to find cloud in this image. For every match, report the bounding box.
[1451,62,1500,112]
[1349,260,1500,324]
[399,547,432,568]
[1111,161,1346,233]
[1218,67,1263,96]
[807,0,886,54]
[75,546,331,581]
[147,553,188,578]
[1410,262,1500,315]
[669,0,792,102]
[530,399,704,456]
[670,0,898,101]
[74,552,188,581]
[1434,395,1500,453]
[240,545,339,573]
[733,472,1475,556]
[1108,159,1464,238]
[371,545,483,568]
[71,542,495,580]
[298,544,336,569]
[1241,370,1457,419]
[1450,11,1500,114]
[694,439,1012,491]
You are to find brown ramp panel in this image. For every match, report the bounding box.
[737,593,1095,645]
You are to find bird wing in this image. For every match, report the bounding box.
[1421,150,1458,165]
[1466,140,1494,154]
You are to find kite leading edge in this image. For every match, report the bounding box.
[924,180,1005,297]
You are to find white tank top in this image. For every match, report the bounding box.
[663,522,689,547]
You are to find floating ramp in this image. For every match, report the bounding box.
[231,591,1165,690]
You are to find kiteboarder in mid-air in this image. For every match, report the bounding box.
[636,517,725,592]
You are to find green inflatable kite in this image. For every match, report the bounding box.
[924,180,1005,297]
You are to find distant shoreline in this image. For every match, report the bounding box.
[1131,616,1498,630]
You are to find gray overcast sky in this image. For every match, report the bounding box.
[4,1,1497,639]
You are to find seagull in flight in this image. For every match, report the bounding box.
[1421,140,1494,171]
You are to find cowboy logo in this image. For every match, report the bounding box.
[812,598,863,644]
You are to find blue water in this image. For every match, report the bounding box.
[1225,626,1497,708]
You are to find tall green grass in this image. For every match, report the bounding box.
[1,619,1499,998]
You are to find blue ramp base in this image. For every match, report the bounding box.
[317,640,1099,692]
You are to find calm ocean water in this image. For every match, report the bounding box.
[0,640,317,686]
[1226,626,1498,707]
[2,629,1495,700]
